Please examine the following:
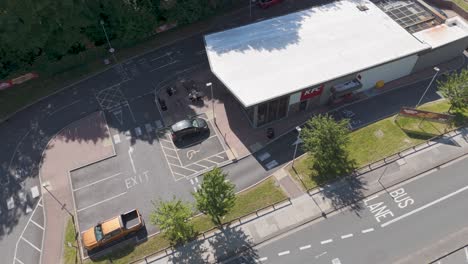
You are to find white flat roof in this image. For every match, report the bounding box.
[204,0,429,107]
[413,17,468,49]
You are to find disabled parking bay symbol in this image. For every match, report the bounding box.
[187,150,200,160]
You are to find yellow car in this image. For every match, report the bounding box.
[82,209,144,251]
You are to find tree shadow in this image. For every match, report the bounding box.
[208,225,258,263]
[319,175,367,215]
[168,238,209,264]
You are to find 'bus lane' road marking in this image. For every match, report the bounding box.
[381,184,468,228]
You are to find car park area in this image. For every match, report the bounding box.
[158,117,230,181]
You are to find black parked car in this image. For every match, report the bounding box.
[170,117,209,142]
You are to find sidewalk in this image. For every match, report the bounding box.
[40,112,115,264]
[143,127,468,264]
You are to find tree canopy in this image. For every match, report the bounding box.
[193,167,236,225]
[0,0,222,79]
[150,197,195,244]
[437,68,468,112]
[301,114,356,181]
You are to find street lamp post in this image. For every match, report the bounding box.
[206,82,215,122]
[416,67,440,108]
[292,126,302,168]
[42,183,82,262]
[100,20,118,64]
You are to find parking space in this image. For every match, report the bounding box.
[14,199,44,264]
[158,118,229,181]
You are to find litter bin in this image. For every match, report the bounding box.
[266,127,275,139]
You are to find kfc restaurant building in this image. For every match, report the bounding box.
[204,0,468,128]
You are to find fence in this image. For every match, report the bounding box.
[129,196,292,264]
[306,126,466,195]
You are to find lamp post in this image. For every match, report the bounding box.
[100,20,117,64]
[42,183,82,263]
[206,82,215,122]
[416,67,440,108]
[291,126,302,169]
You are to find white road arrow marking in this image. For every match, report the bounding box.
[128,146,136,173]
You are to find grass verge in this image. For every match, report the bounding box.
[289,100,467,190]
[451,0,468,11]
[64,218,79,264]
[76,178,285,264]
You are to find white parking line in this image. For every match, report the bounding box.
[464,247,468,261]
[165,154,178,159]
[170,164,197,172]
[300,245,311,250]
[30,220,44,230]
[193,187,197,192]
[362,228,374,234]
[113,134,121,144]
[21,237,41,252]
[77,192,127,212]
[278,250,290,256]
[381,184,468,228]
[321,239,333,245]
[162,146,176,151]
[150,60,179,72]
[190,179,194,185]
[15,257,25,264]
[341,234,353,239]
[73,173,121,192]
[195,177,199,183]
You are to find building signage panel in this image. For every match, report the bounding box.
[399,107,454,124]
[300,84,324,101]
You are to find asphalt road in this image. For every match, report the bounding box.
[252,156,468,264]
[0,1,466,262]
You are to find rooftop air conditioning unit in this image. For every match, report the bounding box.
[357,4,369,11]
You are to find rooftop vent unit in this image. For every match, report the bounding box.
[357,4,369,11]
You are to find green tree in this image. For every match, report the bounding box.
[150,197,195,244]
[437,69,468,112]
[193,167,236,225]
[301,114,355,181]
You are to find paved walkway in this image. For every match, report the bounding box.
[40,112,115,264]
[143,127,468,264]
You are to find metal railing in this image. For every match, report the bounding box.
[130,196,292,264]
[306,126,466,194]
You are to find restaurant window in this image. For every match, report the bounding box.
[256,95,289,127]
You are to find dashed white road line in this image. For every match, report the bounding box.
[73,172,121,192]
[300,244,311,250]
[278,250,290,256]
[381,184,468,228]
[362,228,375,234]
[315,251,327,259]
[321,239,333,245]
[257,257,268,262]
[77,192,126,212]
[21,237,41,252]
[341,233,353,239]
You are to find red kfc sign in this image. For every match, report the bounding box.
[300,84,324,101]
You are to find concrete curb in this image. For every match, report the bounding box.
[219,152,468,264]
